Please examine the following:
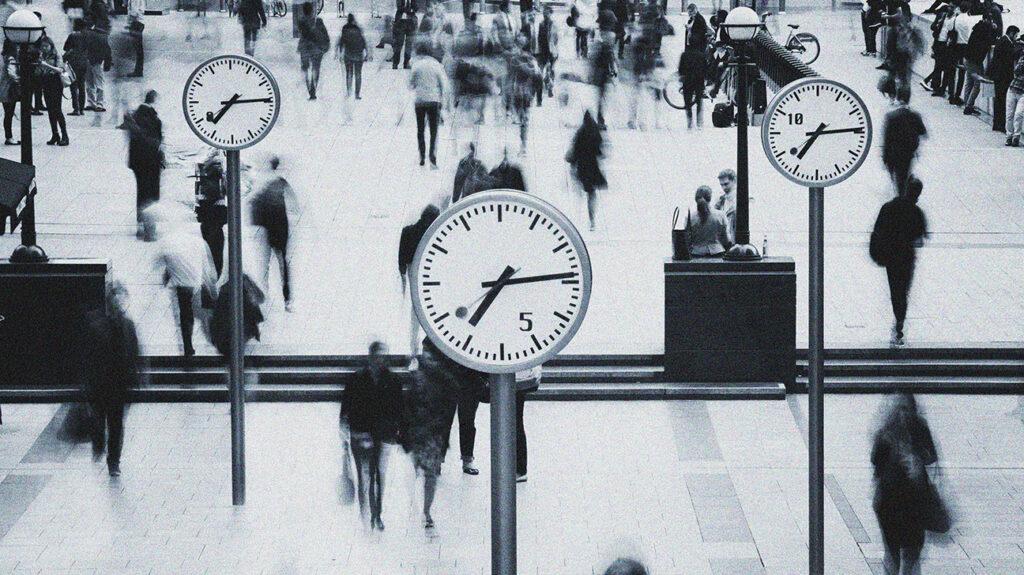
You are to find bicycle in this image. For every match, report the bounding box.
[267,0,287,17]
[760,12,819,66]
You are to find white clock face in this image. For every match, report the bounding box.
[762,78,872,188]
[411,190,593,374]
[182,55,281,150]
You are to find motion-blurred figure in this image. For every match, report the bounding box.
[238,0,267,56]
[514,364,541,482]
[340,341,404,531]
[338,14,368,100]
[871,394,948,575]
[398,205,441,366]
[195,153,228,276]
[877,15,925,105]
[603,558,649,575]
[125,89,163,241]
[566,110,607,231]
[80,283,140,477]
[881,106,927,196]
[251,156,297,311]
[678,41,707,129]
[297,3,330,100]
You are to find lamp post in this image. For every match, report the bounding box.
[721,7,762,262]
[4,9,47,263]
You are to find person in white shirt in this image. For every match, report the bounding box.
[715,169,736,243]
[572,0,598,57]
[408,43,449,168]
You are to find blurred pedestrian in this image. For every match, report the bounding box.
[437,352,486,476]
[125,89,163,241]
[80,283,140,478]
[298,2,330,100]
[881,106,926,195]
[603,558,649,575]
[127,0,144,77]
[409,42,448,168]
[238,0,267,56]
[81,23,111,113]
[877,14,925,105]
[566,110,606,231]
[871,393,948,575]
[338,14,368,100]
[195,152,228,276]
[678,42,706,129]
[398,204,440,367]
[508,38,541,153]
[62,20,90,116]
[109,23,140,127]
[0,41,15,145]
[535,6,558,101]
[392,7,416,69]
[591,27,616,129]
[405,338,459,530]
[514,364,540,482]
[340,341,404,531]
[571,0,598,57]
[870,176,928,347]
[33,24,69,146]
[251,155,296,311]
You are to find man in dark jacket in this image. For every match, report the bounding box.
[238,0,267,56]
[685,3,709,54]
[81,24,112,112]
[871,177,927,347]
[962,14,997,114]
[988,25,1019,131]
[126,90,163,240]
[81,283,139,477]
[398,205,440,366]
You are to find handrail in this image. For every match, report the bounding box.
[749,29,819,92]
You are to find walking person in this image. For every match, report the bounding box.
[861,0,883,56]
[877,15,925,106]
[195,152,227,276]
[509,38,541,153]
[297,3,330,100]
[392,7,416,69]
[881,106,926,195]
[566,110,607,231]
[339,13,367,100]
[514,364,540,482]
[33,26,69,146]
[409,42,447,168]
[0,41,17,145]
[238,0,267,57]
[340,341,404,531]
[871,393,949,574]
[398,204,440,367]
[80,283,140,478]
[678,42,706,128]
[1003,39,1024,146]
[250,156,296,311]
[961,12,997,115]
[535,6,558,101]
[591,27,616,129]
[870,177,928,347]
[156,207,219,357]
[127,0,144,77]
[572,0,598,57]
[125,90,163,241]
[81,23,111,113]
[931,2,959,98]
[987,25,1018,132]
[436,351,486,476]
[63,20,90,116]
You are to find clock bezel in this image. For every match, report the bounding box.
[761,77,873,189]
[181,54,282,151]
[409,189,593,374]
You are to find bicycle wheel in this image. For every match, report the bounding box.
[316,0,324,14]
[789,32,820,66]
[274,0,287,17]
[662,73,688,110]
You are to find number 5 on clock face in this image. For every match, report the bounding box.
[410,190,593,374]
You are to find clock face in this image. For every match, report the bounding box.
[182,55,281,150]
[762,78,872,188]
[410,190,593,374]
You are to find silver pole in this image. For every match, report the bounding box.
[808,186,825,574]
[227,149,246,506]
[491,372,517,575]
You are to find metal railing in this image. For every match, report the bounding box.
[749,29,818,92]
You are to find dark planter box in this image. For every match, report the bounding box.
[664,257,795,385]
[0,259,109,388]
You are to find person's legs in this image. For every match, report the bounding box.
[350,434,372,524]
[345,60,354,96]
[515,390,527,476]
[457,392,479,464]
[993,82,1008,132]
[106,403,125,472]
[900,543,922,575]
[176,287,195,356]
[201,221,225,275]
[271,233,291,304]
[862,10,877,54]
[964,62,981,109]
[427,102,439,165]
[585,186,597,229]
[1013,91,1024,139]
[3,101,15,140]
[403,34,413,68]
[71,76,86,113]
[43,82,66,141]
[353,60,363,98]
[886,259,911,338]
[133,32,144,76]
[422,472,437,524]
[393,33,403,68]
[368,441,384,525]
[415,103,427,163]
[90,404,107,459]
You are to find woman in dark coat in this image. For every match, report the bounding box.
[566,110,606,231]
[238,0,267,56]
[871,393,941,575]
[34,28,69,146]
[297,3,330,100]
[340,341,404,531]
[338,14,368,99]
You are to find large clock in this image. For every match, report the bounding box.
[182,55,281,151]
[410,190,593,374]
[762,78,872,188]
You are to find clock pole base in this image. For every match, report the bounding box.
[723,243,762,262]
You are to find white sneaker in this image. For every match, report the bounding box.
[516,474,527,483]
[285,300,294,313]
[408,357,419,371]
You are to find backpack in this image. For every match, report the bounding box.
[712,102,734,127]
[869,204,894,266]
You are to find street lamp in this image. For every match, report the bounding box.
[721,6,762,262]
[4,9,47,263]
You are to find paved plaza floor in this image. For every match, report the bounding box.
[1,395,1024,574]
[1,4,1022,356]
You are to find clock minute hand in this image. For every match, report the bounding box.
[206,93,241,125]
[481,271,576,288]
[795,122,829,160]
[468,266,517,327]
[221,97,274,105]
[804,126,865,136]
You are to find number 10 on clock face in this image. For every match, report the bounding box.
[410,191,593,374]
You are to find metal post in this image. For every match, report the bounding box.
[724,43,760,261]
[491,372,517,575]
[10,45,46,264]
[808,186,825,574]
[227,149,246,506]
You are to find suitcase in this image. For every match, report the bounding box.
[712,102,735,128]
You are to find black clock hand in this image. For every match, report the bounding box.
[468,266,517,327]
[221,97,274,105]
[206,93,241,124]
[804,126,865,136]
[795,122,829,160]
[481,271,576,288]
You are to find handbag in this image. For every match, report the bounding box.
[60,62,75,88]
[712,102,735,127]
[671,207,691,261]
[338,433,356,505]
[57,403,99,444]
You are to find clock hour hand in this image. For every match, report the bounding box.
[205,93,241,125]
[804,126,865,136]
[481,271,576,288]
[221,97,274,105]
[468,266,517,327]
[793,122,828,160]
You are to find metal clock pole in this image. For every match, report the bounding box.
[227,149,246,506]
[491,371,517,575]
[808,185,825,574]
